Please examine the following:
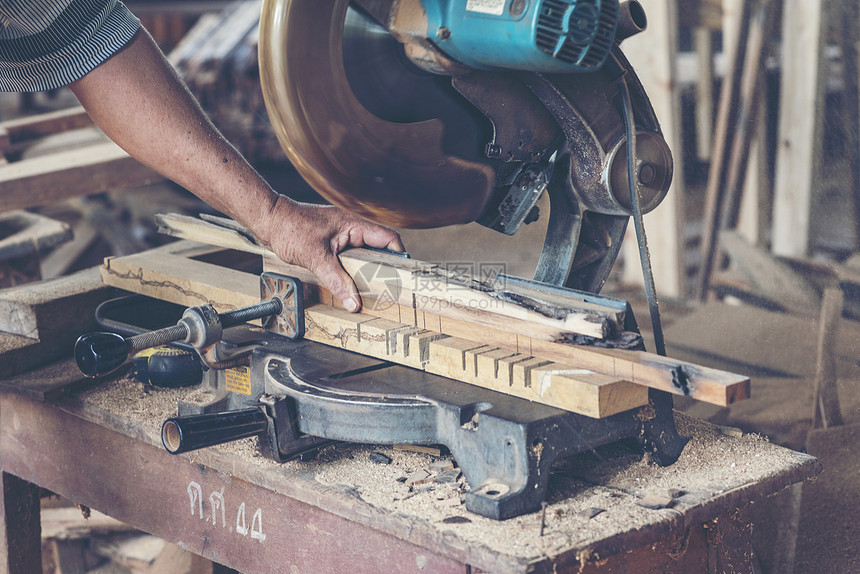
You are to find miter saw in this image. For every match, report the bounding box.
[258,0,672,293]
[76,0,690,521]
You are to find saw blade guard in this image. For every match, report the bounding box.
[258,0,496,228]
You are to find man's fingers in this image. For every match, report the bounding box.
[385,235,406,253]
[350,224,405,253]
[313,255,362,313]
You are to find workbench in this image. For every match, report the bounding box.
[0,360,819,573]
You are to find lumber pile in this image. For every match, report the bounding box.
[168,0,284,164]
[97,214,750,420]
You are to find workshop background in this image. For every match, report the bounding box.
[0,0,857,573]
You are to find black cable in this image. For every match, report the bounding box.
[619,75,667,357]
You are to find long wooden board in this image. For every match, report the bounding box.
[153,213,749,406]
[101,248,750,414]
[156,213,626,341]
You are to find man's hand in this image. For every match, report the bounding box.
[259,198,404,312]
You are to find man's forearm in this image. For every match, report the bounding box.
[70,28,284,244]
[69,26,404,312]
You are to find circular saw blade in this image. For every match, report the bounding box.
[342,7,489,162]
[259,0,496,228]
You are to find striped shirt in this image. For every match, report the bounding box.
[0,0,140,92]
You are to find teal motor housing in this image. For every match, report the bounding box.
[424,0,620,73]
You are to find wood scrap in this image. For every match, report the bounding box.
[0,210,72,262]
[393,444,443,457]
[717,230,820,314]
[0,267,114,379]
[693,0,753,302]
[40,220,99,280]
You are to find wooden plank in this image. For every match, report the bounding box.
[723,0,771,248]
[0,107,91,144]
[157,213,628,341]
[772,1,832,257]
[720,0,778,237]
[99,250,749,410]
[527,338,748,407]
[302,304,647,417]
[0,142,161,212]
[101,252,258,312]
[693,0,754,301]
[694,27,715,161]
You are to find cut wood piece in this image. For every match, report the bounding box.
[530,365,649,419]
[429,338,491,379]
[154,213,627,341]
[528,339,749,407]
[0,141,161,212]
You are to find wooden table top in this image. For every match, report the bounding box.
[0,359,819,573]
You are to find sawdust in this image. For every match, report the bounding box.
[297,415,805,560]
[76,378,810,563]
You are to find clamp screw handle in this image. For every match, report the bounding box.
[75,298,283,378]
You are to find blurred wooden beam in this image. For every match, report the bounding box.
[772,1,833,257]
[620,0,686,298]
[678,0,723,29]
